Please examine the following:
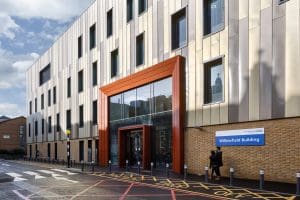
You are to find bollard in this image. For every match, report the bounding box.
[259,169,264,190]
[108,160,112,173]
[166,163,169,178]
[184,164,187,180]
[92,161,95,173]
[126,160,129,172]
[138,161,141,175]
[229,168,234,186]
[205,167,209,182]
[296,172,300,196]
[81,160,84,172]
[151,162,154,176]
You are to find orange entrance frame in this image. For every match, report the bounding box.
[98,56,185,173]
[118,125,151,170]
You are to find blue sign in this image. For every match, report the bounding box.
[216,128,265,146]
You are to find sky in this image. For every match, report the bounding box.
[0,0,95,118]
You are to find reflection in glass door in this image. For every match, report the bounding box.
[126,130,143,167]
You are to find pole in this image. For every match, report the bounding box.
[184,164,187,180]
[108,160,112,173]
[205,166,209,183]
[151,162,154,176]
[166,163,169,178]
[296,172,300,196]
[259,169,264,190]
[138,161,141,175]
[67,135,70,168]
[229,168,234,186]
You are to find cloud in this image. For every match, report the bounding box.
[0,103,25,117]
[0,13,20,39]
[0,0,95,22]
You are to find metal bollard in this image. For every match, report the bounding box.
[151,162,154,176]
[137,161,141,175]
[92,161,95,173]
[126,160,129,172]
[184,164,187,180]
[166,163,169,178]
[296,172,300,196]
[259,169,265,190]
[108,160,112,173]
[81,160,84,172]
[229,168,234,186]
[205,167,209,182]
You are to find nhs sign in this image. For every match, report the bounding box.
[216,128,265,146]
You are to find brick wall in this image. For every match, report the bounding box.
[0,117,26,151]
[185,117,300,183]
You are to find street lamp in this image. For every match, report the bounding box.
[66,129,71,168]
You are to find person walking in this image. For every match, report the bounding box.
[209,150,219,180]
[215,146,223,180]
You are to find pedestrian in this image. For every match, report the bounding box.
[209,150,219,180]
[215,146,223,180]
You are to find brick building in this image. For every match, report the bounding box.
[0,117,26,152]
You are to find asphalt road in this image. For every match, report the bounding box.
[0,160,222,200]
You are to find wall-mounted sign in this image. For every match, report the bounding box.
[216,128,265,146]
[3,134,10,139]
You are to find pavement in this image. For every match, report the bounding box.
[0,159,299,200]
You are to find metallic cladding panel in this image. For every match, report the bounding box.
[157,0,164,62]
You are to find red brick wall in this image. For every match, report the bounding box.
[0,117,26,151]
[185,117,300,183]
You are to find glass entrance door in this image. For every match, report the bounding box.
[126,130,143,167]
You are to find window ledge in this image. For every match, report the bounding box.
[203,26,225,39]
[171,42,188,52]
[203,100,225,107]
[138,9,147,17]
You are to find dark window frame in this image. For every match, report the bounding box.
[48,116,52,133]
[92,61,98,86]
[107,9,113,37]
[138,0,147,15]
[53,86,56,105]
[66,110,71,130]
[93,100,97,125]
[127,0,133,22]
[78,35,82,58]
[39,63,51,86]
[48,89,51,107]
[203,0,225,36]
[89,24,96,49]
[35,121,38,136]
[171,7,187,50]
[78,70,83,93]
[79,105,84,128]
[278,0,289,4]
[42,119,45,135]
[28,123,31,137]
[29,101,32,115]
[111,49,119,78]
[67,77,71,98]
[41,94,44,110]
[35,98,37,113]
[56,113,60,132]
[136,32,145,67]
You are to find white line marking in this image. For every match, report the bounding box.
[38,169,78,183]
[6,173,27,182]
[23,171,46,179]
[2,163,10,166]
[12,190,29,200]
[52,168,77,175]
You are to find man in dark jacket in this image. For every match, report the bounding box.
[215,146,223,180]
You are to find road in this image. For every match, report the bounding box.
[0,159,224,200]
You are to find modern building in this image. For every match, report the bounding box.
[26,0,300,183]
[0,117,26,152]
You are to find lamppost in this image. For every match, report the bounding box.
[66,129,71,168]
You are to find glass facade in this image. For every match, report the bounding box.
[109,77,172,167]
[204,0,224,35]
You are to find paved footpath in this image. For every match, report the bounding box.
[2,160,299,200]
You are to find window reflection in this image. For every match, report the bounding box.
[136,84,150,116]
[110,94,122,121]
[124,89,136,118]
[154,77,172,113]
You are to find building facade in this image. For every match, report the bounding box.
[27,0,300,183]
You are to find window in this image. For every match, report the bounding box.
[107,9,113,37]
[35,98,37,112]
[48,89,51,107]
[39,64,51,86]
[48,116,52,133]
[90,24,96,49]
[56,113,60,132]
[127,0,133,22]
[111,49,118,78]
[279,0,289,4]
[41,94,44,110]
[29,101,32,115]
[42,119,45,135]
[92,61,97,86]
[204,57,224,104]
[171,8,187,50]
[66,110,71,130]
[138,0,147,14]
[78,35,82,58]
[67,77,71,98]
[35,121,38,136]
[136,33,144,66]
[53,86,56,104]
[79,105,84,128]
[78,70,83,92]
[93,100,97,125]
[28,123,31,137]
[204,0,225,35]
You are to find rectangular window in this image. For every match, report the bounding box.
[138,0,147,14]
[28,123,31,137]
[78,35,82,58]
[111,49,118,78]
[39,63,51,86]
[35,121,38,136]
[41,94,44,110]
[53,86,56,104]
[93,100,97,125]
[79,105,84,128]
[171,8,187,50]
[90,24,96,49]
[88,140,92,162]
[136,33,144,66]
[48,116,52,133]
[107,9,113,37]
[56,113,60,132]
[204,57,224,104]
[29,101,32,114]
[42,119,45,135]
[48,89,51,107]
[67,77,71,98]
[78,70,83,92]
[35,98,37,112]
[66,110,71,130]
[279,0,289,4]
[127,0,133,22]
[204,0,224,36]
[79,141,84,161]
[92,61,97,86]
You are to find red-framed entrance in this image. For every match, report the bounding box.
[98,56,185,173]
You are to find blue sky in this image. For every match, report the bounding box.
[0,0,94,118]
